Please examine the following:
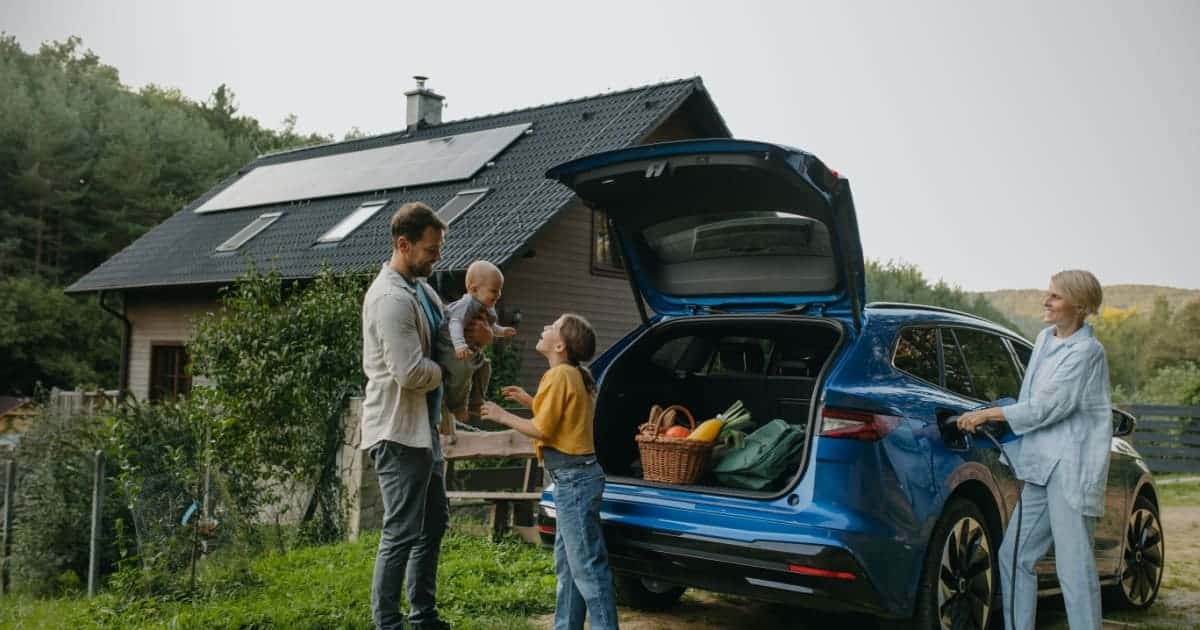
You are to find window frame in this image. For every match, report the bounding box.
[590,208,625,277]
[149,342,192,402]
[891,321,1029,404]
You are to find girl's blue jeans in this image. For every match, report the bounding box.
[547,460,620,630]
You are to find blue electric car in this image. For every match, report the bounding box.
[537,139,1164,629]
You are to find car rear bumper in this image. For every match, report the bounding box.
[538,513,897,618]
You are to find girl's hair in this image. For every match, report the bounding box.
[1051,269,1104,320]
[558,313,597,395]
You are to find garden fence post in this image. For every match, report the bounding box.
[88,450,104,598]
[2,460,15,596]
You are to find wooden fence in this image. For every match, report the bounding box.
[1124,404,1200,474]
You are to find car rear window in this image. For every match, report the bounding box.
[642,211,834,265]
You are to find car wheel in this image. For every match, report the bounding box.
[909,498,997,630]
[614,573,686,611]
[1104,495,1164,610]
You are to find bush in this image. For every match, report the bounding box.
[8,408,126,596]
[1135,362,1200,406]
[189,265,366,543]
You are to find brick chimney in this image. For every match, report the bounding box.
[405,75,444,129]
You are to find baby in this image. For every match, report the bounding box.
[437,260,517,433]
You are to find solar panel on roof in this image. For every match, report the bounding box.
[195,123,532,213]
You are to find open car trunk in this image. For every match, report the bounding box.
[594,315,844,496]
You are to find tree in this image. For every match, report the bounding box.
[188,266,367,541]
[865,259,1021,332]
[1143,299,1200,376]
[0,35,342,395]
[0,276,118,395]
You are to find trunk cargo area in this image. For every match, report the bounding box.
[594,316,842,495]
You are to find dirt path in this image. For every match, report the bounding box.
[534,506,1200,629]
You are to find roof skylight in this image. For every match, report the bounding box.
[436,189,489,225]
[215,212,283,252]
[316,200,389,244]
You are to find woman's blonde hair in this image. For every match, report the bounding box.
[1051,269,1103,319]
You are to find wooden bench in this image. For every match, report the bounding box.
[446,490,543,542]
[441,428,543,542]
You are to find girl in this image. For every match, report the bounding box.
[480,313,619,630]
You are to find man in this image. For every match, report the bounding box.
[361,201,453,630]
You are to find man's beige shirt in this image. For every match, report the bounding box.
[360,263,444,452]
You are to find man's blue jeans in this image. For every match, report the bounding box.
[370,441,449,630]
[547,460,619,630]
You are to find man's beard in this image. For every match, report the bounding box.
[413,261,435,277]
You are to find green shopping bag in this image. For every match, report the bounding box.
[712,419,806,490]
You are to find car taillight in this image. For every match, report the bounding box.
[788,563,857,581]
[819,407,900,441]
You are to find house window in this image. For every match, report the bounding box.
[149,344,192,402]
[436,189,489,225]
[316,200,389,244]
[215,212,283,252]
[592,209,623,276]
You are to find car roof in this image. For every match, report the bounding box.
[864,302,1032,344]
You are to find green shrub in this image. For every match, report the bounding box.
[8,408,127,596]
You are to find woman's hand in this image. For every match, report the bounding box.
[957,408,1000,433]
[501,385,533,408]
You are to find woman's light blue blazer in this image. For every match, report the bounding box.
[1002,324,1112,517]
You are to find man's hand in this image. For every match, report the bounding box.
[501,385,533,409]
[465,314,494,348]
[497,326,518,338]
[455,346,472,360]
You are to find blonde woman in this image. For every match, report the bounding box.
[957,270,1111,630]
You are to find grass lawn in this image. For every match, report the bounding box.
[1,515,555,630]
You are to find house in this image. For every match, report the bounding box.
[66,77,731,400]
[0,396,37,452]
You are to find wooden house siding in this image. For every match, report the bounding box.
[125,294,217,400]
[501,202,640,390]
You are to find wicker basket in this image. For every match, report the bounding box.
[635,404,714,484]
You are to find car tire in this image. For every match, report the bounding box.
[614,573,686,611]
[1103,495,1164,610]
[906,497,998,630]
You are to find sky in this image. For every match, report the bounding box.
[4,0,1198,291]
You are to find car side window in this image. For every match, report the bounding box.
[939,328,977,398]
[954,328,1023,402]
[893,327,940,385]
[1010,341,1032,371]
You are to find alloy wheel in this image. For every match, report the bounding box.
[1120,507,1164,607]
[937,516,993,630]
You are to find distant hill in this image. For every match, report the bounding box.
[980,285,1200,338]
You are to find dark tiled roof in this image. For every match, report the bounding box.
[0,396,32,416]
[67,77,729,293]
